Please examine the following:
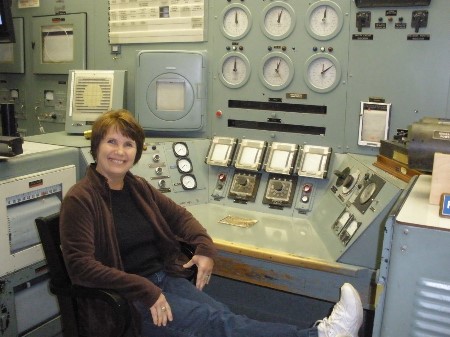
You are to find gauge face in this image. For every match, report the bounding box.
[304,54,341,93]
[173,142,188,157]
[177,158,193,173]
[260,52,294,90]
[180,174,197,190]
[306,1,343,40]
[221,4,252,40]
[261,2,296,40]
[359,182,377,204]
[218,52,251,88]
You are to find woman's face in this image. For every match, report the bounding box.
[95,126,137,187]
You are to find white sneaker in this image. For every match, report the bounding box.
[316,283,363,337]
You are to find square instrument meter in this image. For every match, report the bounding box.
[233,139,267,171]
[263,142,299,175]
[205,136,237,167]
[296,145,332,179]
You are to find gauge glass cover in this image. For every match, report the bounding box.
[173,142,188,157]
[177,158,192,173]
[304,54,341,93]
[262,3,296,40]
[221,4,252,40]
[306,1,343,40]
[219,53,251,88]
[181,174,197,190]
[260,52,294,90]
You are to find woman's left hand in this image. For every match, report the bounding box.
[183,255,214,290]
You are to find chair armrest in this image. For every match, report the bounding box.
[179,241,195,259]
[179,241,198,282]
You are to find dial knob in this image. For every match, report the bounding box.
[343,175,354,189]
[237,176,248,186]
[272,181,284,191]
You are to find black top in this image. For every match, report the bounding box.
[111,183,163,277]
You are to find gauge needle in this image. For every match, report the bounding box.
[321,64,334,74]
[233,58,237,72]
[277,9,283,24]
[275,59,281,73]
[322,6,327,22]
[235,11,238,24]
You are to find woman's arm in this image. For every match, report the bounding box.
[60,191,161,307]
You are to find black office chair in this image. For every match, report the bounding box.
[36,212,197,337]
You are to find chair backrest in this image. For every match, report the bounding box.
[36,212,71,287]
[36,212,80,337]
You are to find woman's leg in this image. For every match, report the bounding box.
[134,272,318,337]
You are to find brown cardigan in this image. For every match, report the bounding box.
[60,165,217,336]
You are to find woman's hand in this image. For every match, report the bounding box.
[149,293,173,326]
[183,255,214,290]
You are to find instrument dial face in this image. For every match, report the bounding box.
[177,158,193,173]
[304,54,341,93]
[359,182,377,204]
[173,142,189,157]
[180,174,197,190]
[218,52,251,88]
[306,1,343,40]
[260,52,294,90]
[221,4,252,40]
[261,2,296,40]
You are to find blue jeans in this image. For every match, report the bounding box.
[133,271,318,337]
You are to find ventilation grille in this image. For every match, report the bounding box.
[73,76,113,114]
[412,278,450,336]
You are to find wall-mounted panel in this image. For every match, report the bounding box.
[31,13,87,74]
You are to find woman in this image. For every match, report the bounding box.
[60,109,363,337]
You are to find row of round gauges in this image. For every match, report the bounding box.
[218,51,340,93]
[172,142,197,190]
[220,1,344,41]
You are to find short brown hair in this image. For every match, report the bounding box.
[90,109,145,164]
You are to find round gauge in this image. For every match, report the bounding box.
[261,2,296,40]
[218,52,251,89]
[173,142,189,157]
[359,182,377,204]
[220,4,252,40]
[305,1,343,41]
[304,53,341,93]
[259,52,294,90]
[180,174,197,190]
[177,158,193,173]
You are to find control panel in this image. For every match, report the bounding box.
[205,136,333,217]
[161,137,407,270]
[129,138,210,206]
